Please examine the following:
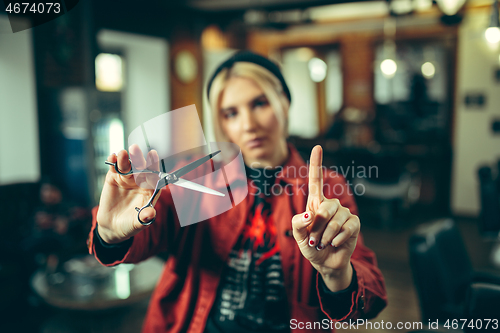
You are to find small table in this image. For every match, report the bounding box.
[31,255,164,310]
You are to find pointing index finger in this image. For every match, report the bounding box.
[308,145,324,211]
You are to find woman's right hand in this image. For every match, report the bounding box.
[96,144,160,244]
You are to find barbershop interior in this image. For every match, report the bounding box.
[1,0,500,332]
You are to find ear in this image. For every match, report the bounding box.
[282,94,290,114]
[282,94,290,137]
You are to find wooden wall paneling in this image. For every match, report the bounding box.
[169,27,204,151]
[340,33,375,113]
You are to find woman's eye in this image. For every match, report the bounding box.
[223,109,237,119]
[254,99,269,108]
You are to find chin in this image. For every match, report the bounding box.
[244,147,273,164]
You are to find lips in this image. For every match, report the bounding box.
[246,137,265,148]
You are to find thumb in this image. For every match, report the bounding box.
[137,206,156,225]
[125,206,156,237]
[291,211,314,247]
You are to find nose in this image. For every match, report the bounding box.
[241,108,257,132]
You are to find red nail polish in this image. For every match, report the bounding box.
[309,240,314,245]
[304,213,309,219]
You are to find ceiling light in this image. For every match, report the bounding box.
[421,62,436,79]
[485,27,500,44]
[389,0,413,15]
[435,0,467,16]
[485,0,500,44]
[389,0,414,16]
[308,57,327,82]
[414,0,433,12]
[381,59,397,78]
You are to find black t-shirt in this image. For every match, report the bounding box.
[205,166,290,333]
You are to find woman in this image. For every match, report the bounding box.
[89,51,387,332]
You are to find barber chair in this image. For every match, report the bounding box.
[465,282,500,318]
[353,157,420,229]
[477,164,500,270]
[409,219,500,327]
[0,182,42,331]
[477,166,500,238]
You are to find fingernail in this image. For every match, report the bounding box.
[303,212,311,222]
[330,241,336,247]
[309,237,316,247]
[316,243,325,251]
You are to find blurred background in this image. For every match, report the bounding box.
[1,0,500,332]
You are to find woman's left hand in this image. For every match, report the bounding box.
[291,145,360,292]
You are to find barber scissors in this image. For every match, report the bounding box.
[105,150,224,225]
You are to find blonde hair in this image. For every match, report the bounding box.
[208,62,290,143]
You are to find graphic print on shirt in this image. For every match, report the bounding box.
[211,194,289,331]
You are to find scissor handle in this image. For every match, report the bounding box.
[133,178,165,226]
[105,159,162,177]
[135,205,156,225]
[105,159,134,176]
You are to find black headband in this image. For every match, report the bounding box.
[206,50,291,103]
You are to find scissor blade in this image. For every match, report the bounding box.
[172,178,225,197]
[171,150,221,179]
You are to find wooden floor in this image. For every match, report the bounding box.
[338,217,498,333]
[349,224,422,332]
[340,223,425,333]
